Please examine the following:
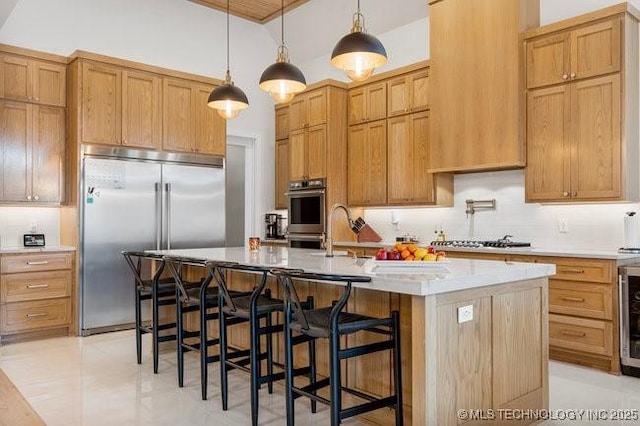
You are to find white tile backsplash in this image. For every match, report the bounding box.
[364,170,640,250]
[0,207,60,248]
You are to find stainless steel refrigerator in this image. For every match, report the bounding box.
[80,146,225,335]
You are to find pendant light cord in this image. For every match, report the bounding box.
[281,0,285,46]
[226,0,230,74]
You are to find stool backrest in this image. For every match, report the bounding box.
[205,261,271,312]
[163,256,207,302]
[122,251,165,290]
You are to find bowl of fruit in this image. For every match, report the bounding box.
[373,243,447,268]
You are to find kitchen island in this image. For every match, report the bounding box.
[150,246,555,426]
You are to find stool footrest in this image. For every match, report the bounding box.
[340,396,398,421]
[258,323,284,336]
[339,339,394,360]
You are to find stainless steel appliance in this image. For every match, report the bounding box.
[287,178,325,249]
[80,146,225,335]
[619,265,640,376]
[265,213,280,239]
[276,216,287,239]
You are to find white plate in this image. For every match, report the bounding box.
[372,259,450,268]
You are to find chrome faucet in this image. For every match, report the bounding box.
[325,203,356,257]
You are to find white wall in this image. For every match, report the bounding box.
[0,0,280,236]
[0,207,60,248]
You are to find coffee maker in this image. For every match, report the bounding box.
[265,213,280,239]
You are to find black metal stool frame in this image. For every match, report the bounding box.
[273,269,403,426]
[122,251,180,374]
[206,261,317,426]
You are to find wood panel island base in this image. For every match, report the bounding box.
[149,247,554,426]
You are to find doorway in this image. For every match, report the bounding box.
[225,136,255,247]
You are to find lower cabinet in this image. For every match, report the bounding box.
[0,252,75,343]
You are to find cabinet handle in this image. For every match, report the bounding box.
[34,97,39,101]
[570,72,576,78]
[561,296,585,303]
[26,312,48,318]
[26,195,32,201]
[562,191,569,197]
[560,330,586,338]
[34,195,39,201]
[561,268,585,274]
[27,284,50,289]
[572,191,578,197]
[562,74,569,80]
[26,261,49,266]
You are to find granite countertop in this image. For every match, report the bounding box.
[333,241,640,261]
[147,246,555,296]
[0,246,77,254]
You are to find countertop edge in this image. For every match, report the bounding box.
[0,246,77,254]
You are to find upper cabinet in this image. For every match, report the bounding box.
[289,88,327,131]
[387,69,429,117]
[527,19,621,89]
[348,82,386,125]
[0,54,66,107]
[348,120,388,206]
[428,0,539,173]
[524,5,638,203]
[275,105,289,210]
[68,54,225,156]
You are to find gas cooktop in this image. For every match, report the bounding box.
[430,239,531,248]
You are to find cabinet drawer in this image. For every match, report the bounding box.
[1,299,71,333]
[553,258,613,283]
[1,270,72,303]
[1,253,72,273]
[549,314,612,356]
[549,280,612,320]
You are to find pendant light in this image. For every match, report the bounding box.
[208,0,249,119]
[330,0,387,82]
[259,0,306,103]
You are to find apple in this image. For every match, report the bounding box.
[436,251,446,261]
[375,248,388,260]
[388,250,401,261]
[427,246,436,254]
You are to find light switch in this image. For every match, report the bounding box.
[458,305,473,323]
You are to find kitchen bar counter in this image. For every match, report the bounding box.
[150,246,552,425]
[0,246,76,254]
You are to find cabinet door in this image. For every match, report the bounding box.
[275,139,289,209]
[387,76,409,117]
[32,106,64,203]
[348,87,366,125]
[367,82,387,121]
[410,111,435,203]
[367,120,388,205]
[306,88,327,127]
[526,33,571,89]
[571,19,621,81]
[81,62,122,145]
[194,84,226,155]
[121,70,162,149]
[409,70,429,112]
[275,106,289,140]
[387,115,412,204]
[526,85,571,201]
[306,124,326,179]
[0,101,31,201]
[289,129,306,180]
[0,55,30,102]
[347,124,368,205]
[570,74,621,200]
[288,95,306,130]
[32,61,66,107]
[162,78,194,152]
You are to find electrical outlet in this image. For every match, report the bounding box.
[29,221,38,233]
[457,305,473,323]
[558,218,568,233]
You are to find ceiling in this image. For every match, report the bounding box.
[189,0,310,23]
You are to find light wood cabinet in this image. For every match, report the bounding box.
[122,69,162,150]
[275,106,289,140]
[348,81,386,125]
[526,73,622,201]
[288,124,326,181]
[526,18,621,89]
[162,78,225,155]
[81,62,122,146]
[288,87,327,131]
[429,0,537,173]
[0,252,74,342]
[387,69,429,117]
[0,101,64,203]
[347,120,387,206]
[0,54,66,107]
[275,139,289,209]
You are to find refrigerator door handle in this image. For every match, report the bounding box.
[165,182,172,250]
[155,182,162,250]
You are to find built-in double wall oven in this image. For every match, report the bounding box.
[286,178,325,249]
[619,265,640,377]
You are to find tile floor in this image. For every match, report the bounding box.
[1,330,640,425]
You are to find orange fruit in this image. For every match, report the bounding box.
[405,255,415,261]
[407,244,417,254]
[396,243,407,252]
[400,249,410,259]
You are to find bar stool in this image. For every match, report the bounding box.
[205,261,316,426]
[272,269,403,426]
[122,251,201,374]
[164,256,243,400]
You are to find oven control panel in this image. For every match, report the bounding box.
[289,179,326,191]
